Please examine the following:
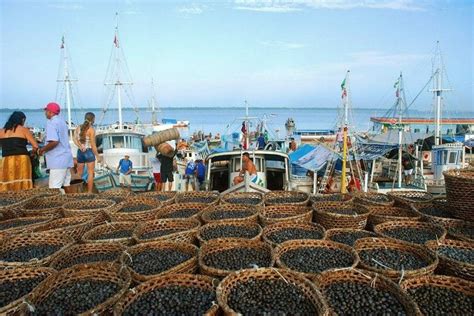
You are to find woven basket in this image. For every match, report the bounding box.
[133,218,200,244]
[199,239,274,279]
[324,228,377,247]
[121,241,198,282]
[264,190,309,206]
[62,198,116,217]
[310,193,354,204]
[315,268,421,315]
[23,262,131,315]
[446,220,474,243]
[155,203,207,221]
[0,267,56,314]
[20,195,70,218]
[259,205,312,226]
[274,239,359,279]
[353,192,395,206]
[197,221,262,244]
[313,202,371,230]
[99,188,135,204]
[114,273,219,315]
[400,275,473,315]
[262,222,325,247]
[49,242,126,271]
[411,203,463,228]
[220,192,264,207]
[28,187,61,197]
[374,220,447,246]
[66,192,99,200]
[176,191,220,205]
[139,191,177,206]
[444,168,474,221]
[33,216,95,241]
[354,237,438,282]
[0,232,73,268]
[201,204,259,224]
[216,267,330,315]
[0,216,54,239]
[387,190,434,208]
[82,221,138,245]
[426,239,473,281]
[107,197,161,222]
[0,191,36,212]
[367,206,421,230]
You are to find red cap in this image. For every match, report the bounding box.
[44,102,61,114]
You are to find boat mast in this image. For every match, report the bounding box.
[56,35,77,129]
[429,42,450,146]
[104,13,133,130]
[150,78,159,125]
[340,70,350,194]
[396,72,405,188]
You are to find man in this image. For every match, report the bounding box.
[233,152,257,185]
[195,159,206,191]
[149,153,161,191]
[257,133,266,150]
[289,138,297,152]
[402,153,415,186]
[38,102,74,192]
[158,150,176,191]
[117,154,133,189]
[184,158,196,191]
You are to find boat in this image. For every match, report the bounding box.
[293,129,337,143]
[161,118,190,128]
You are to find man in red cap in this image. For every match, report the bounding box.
[38,102,74,192]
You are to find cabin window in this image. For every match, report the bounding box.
[436,151,447,165]
[448,152,457,164]
[130,136,142,150]
[112,136,125,149]
[233,157,262,172]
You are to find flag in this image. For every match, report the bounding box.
[113,35,119,48]
[394,78,400,98]
[341,77,347,99]
[60,36,64,49]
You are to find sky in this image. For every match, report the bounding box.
[0,0,473,111]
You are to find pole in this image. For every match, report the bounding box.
[398,129,403,188]
[341,126,347,193]
[117,83,123,129]
[435,69,442,146]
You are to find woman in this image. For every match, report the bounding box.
[0,111,39,191]
[73,112,100,193]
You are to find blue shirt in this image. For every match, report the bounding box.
[119,159,133,174]
[196,162,206,180]
[257,136,266,149]
[185,161,196,175]
[45,115,74,169]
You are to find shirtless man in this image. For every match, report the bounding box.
[233,152,257,185]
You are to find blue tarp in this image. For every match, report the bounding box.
[289,144,316,162]
[292,145,335,171]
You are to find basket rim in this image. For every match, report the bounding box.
[197,221,263,243]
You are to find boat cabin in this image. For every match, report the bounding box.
[431,143,464,179]
[205,150,290,193]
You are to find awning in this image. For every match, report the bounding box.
[354,143,398,160]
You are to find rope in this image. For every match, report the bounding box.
[271,268,289,284]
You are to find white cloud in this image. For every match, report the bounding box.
[260,40,306,49]
[233,0,425,13]
[177,4,205,15]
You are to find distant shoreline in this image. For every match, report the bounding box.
[2,106,472,113]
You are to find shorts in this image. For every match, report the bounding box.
[161,171,174,183]
[49,168,72,188]
[119,173,132,185]
[153,173,161,183]
[184,174,195,184]
[404,169,413,176]
[250,174,258,183]
[77,148,96,163]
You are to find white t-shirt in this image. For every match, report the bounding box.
[149,157,161,174]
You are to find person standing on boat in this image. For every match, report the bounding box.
[257,133,266,150]
[233,152,257,185]
[402,153,415,186]
[117,155,133,189]
[0,111,39,191]
[149,153,162,191]
[73,112,100,193]
[38,103,74,192]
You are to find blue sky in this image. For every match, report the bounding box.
[0,0,473,111]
